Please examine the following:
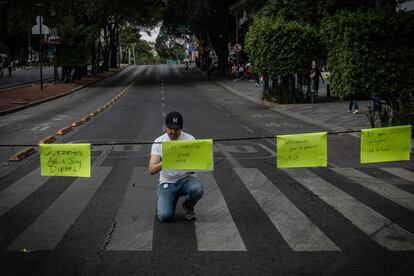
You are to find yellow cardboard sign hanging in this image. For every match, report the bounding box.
[40,144,91,177]
[277,132,327,168]
[162,139,213,170]
[361,125,411,163]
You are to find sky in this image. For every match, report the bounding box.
[140,23,161,43]
[400,0,414,11]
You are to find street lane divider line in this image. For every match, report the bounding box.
[56,126,73,135]
[81,115,92,122]
[9,147,35,162]
[71,120,83,127]
[38,136,56,144]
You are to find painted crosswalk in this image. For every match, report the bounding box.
[1,165,414,252]
[380,167,414,185]
[234,168,339,251]
[6,167,112,251]
[105,167,156,251]
[0,169,50,216]
[195,172,246,251]
[332,168,414,212]
[284,169,414,251]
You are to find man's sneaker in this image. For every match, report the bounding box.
[353,109,359,114]
[348,109,352,113]
[182,200,197,220]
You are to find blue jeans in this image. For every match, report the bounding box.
[349,99,359,111]
[156,175,203,222]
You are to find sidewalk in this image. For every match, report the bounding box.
[0,67,127,114]
[215,76,371,136]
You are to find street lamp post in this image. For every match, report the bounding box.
[36,3,44,91]
[50,6,57,84]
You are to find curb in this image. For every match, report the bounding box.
[9,147,35,162]
[0,66,128,116]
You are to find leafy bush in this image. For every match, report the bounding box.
[245,16,319,103]
[245,16,319,76]
[321,10,414,126]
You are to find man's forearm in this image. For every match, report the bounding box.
[149,162,162,175]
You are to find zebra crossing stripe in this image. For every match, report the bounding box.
[0,169,50,217]
[285,168,414,251]
[106,167,157,251]
[380,168,414,185]
[195,172,247,251]
[6,167,112,251]
[234,168,340,251]
[332,168,414,212]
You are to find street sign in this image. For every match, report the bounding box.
[234,43,242,53]
[32,16,49,35]
[48,36,62,45]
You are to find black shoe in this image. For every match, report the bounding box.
[182,200,197,221]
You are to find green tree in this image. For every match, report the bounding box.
[321,9,414,126]
[159,0,238,74]
[245,16,319,103]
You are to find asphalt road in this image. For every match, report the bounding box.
[0,64,413,275]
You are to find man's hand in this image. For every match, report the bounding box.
[149,154,162,175]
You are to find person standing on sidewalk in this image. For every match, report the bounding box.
[348,96,359,114]
[148,111,204,222]
[7,62,13,77]
[310,64,324,97]
[261,72,269,91]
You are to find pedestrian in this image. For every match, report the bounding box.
[348,96,359,114]
[7,62,12,77]
[148,111,204,222]
[261,72,269,91]
[231,63,238,79]
[238,64,244,80]
[245,62,252,80]
[310,64,324,97]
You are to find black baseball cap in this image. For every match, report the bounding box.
[165,111,183,129]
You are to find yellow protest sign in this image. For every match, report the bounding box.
[39,144,91,177]
[277,132,327,168]
[162,139,213,170]
[361,125,411,163]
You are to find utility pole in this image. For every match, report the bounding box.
[36,3,44,91]
[28,24,31,67]
[236,0,239,67]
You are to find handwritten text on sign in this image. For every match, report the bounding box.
[277,132,327,168]
[361,125,411,163]
[162,139,213,170]
[40,144,91,177]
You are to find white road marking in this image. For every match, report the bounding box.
[285,168,414,251]
[332,168,414,212]
[30,123,51,132]
[0,169,50,216]
[7,167,112,251]
[242,125,254,133]
[380,168,414,185]
[235,168,339,251]
[195,172,246,251]
[106,167,157,251]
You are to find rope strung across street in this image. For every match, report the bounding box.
[0,129,363,147]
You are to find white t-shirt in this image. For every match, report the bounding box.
[151,131,195,184]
